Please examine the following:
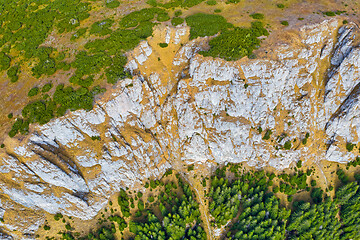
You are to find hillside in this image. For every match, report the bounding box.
[1,0,360,239]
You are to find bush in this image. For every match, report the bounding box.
[42,83,53,92]
[263,129,272,140]
[200,21,268,61]
[250,13,264,20]
[106,0,120,8]
[206,0,217,5]
[324,11,336,16]
[277,3,285,8]
[281,21,289,26]
[185,13,232,39]
[28,87,39,97]
[7,65,19,82]
[284,140,292,150]
[174,10,182,17]
[0,52,11,71]
[90,19,114,36]
[159,43,168,48]
[171,17,184,26]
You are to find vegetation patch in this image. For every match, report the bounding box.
[199,21,268,61]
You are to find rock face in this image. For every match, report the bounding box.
[1,18,360,237]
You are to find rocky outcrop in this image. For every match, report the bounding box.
[1,18,360,237]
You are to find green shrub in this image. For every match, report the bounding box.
[226,0,240,3]
[250,13,264,20]
[171,17,184,26]
[200,21,268,61]
[283,140,292,150]
[90,19,114,36]
[7,65,19,82]
[106,0,120,8]
[0,52,11,71]
[263,129,272,140]
[185,13,232,39]
[346,142,355,152]
[70,28,88,41]
[277,3,285,8]
[91,136,101,141]
[214,9,221,13]
[206,0,217,5]
[281,21,289,26]
[42,83,53,92]
[343,20,348,24]
[174,10,182,17]
[54,213,63,221]
[324,11,336,16]
[28,87,39,97]
[159,43,168,48]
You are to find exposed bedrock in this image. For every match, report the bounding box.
[1,18,360,237]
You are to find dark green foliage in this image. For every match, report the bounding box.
[0,144,4,148]
[42,83,53,93]
[106,0,120,8]
[86,224,116,240]
[119,8,169,28]
[8,118,29,137]
[277,3,285,8]
[210,170,290,239]
[227,0,240,3]
[296,160,302,168]
[43,225,51,230]
[7,65,19,82]
[91,136,100,141]
[337,183,360,239]
[54,213,63,221]
[7,113,13,119]
[53,85,93,114]
[70,28,87,41]
[214,9,222,13]
[185,13,231,40]
[0,52,11,70]
[281,21,289,26]
[171,17,184,26]
[310,187,324,204]
[262,129,272,140]
[336,182,359,205]
[108,215,127,231]
[249,13,264,20]
[337,169,349,184]
[65,224,71,230]
[324,11,336,16]
[175,10,182,17]
[284,140,292,150]
[200,21,268,61]
[311,180,317,187]
[90,19,114,36]
[28,87,39,97]
[348,157,360,168]
[130,175,206,240]
[118,189,130,217]
[287,200,342,239]
[146,0,206,8]
[346,142,355,152]
[206,0,217,5]
[343,20,348,24]
[159,43,168,48]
